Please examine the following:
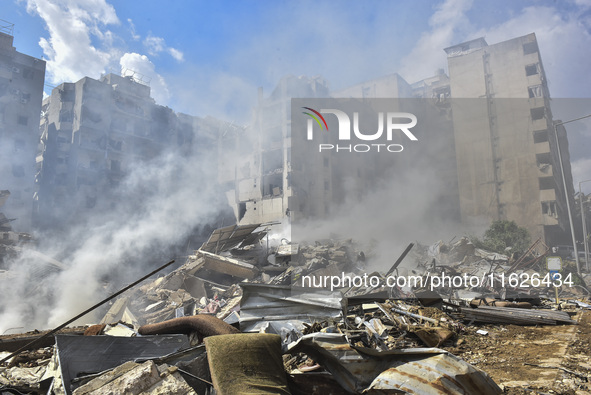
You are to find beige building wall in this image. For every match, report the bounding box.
[446,33,569,244]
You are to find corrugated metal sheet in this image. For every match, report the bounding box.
[458,306,576,325]
[200,223,265,253]
[239,284,344,333]
[366,352,502,394]
[287,333,502,394]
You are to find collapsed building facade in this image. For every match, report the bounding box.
[1,223,591,394]
[0,27,577,246]
[34,72,225,230]
[224,33,574,246]
[0,23,590,395]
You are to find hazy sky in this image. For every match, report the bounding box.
[4,0,591,184]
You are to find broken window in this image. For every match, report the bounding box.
[11,165,25,177]
[525,64,539,76]
[17,115,28,126]
[111,160,121,172]
[61,88,75,102]
[537,152,551,167]
[13,139,25,152]
[538,162,551,173]
[263,173,282,196]
[528,85,543,98]
[22,68,34,79]
[523,42,538,55]
[0,79,8,97]
[82,105,102,123]
[533,130,549,143]
[59,110,73,122]
[108,138,123,151]
[531,107,545,121]
[238,203,246,221]
[539,177,555,190]
[262,149,283,175]
[542,201,558,217]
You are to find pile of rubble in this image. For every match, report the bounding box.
[1,224,590,394]
[0,190,34,267]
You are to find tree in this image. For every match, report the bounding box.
[472,220,531,256]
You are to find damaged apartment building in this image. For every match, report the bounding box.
[444,34,574,246]
[34,72,223,230]
[224,33,574,246]
[0,21,46,232]
[220,77,331,225]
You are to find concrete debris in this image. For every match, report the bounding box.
[55,334,190,394]
[72,360,196,395]
[103,323,137,337]
[99,296,139,327]
[238,283,344,336]
[3,227,591,394]
[0,190,40,271]
[198,249,259,279]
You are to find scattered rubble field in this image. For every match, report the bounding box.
[2,228,591,394]
[449,310,591,394]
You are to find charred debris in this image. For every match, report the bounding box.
[1,223,591,394]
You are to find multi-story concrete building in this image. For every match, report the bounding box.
[34,72,220,230]
[0,21,46,232]
[222,75,330,225]
[225,73,459,228]
[445,33,573,244]
[226,33,574,246]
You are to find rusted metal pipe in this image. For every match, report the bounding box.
[138,315,239,339]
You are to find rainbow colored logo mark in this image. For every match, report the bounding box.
[302,107,329,131]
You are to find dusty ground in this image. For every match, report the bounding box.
[447,309,591,394]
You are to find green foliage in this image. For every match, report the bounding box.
[471,220,531,256]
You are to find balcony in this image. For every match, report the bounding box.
[540,188,556,201]
[542,214,559,226]
[537,163,553,177]
[535,141,550,155]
